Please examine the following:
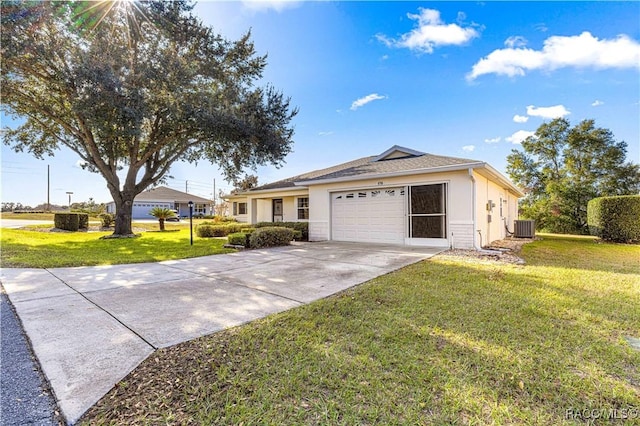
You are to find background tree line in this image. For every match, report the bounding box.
[507,118,640,234]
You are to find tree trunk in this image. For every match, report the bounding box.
[112,193,135,236]
[159,218,165,231]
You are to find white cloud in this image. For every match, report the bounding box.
[505,36,527,48]
[506,130,536,144]
[350,93,387,111]
[535,23,549,33]
[467,31,640,80]
[484,136,501,144]
[462,145,475,152]
[526,104,570,118]
[592,100,604,107]
[513,114,529,123]
[376,8,479,54]
[318,131,333,136]
[241,0,300,12]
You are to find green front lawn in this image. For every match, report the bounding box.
[0,228,233,268]
[81,235,640,425]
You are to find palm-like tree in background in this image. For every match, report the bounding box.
[149,207,176,231]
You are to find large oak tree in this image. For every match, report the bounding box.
[1,1,297,235]
[506,118,640,234]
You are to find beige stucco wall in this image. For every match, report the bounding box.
[473,171,520,247]
[308,170,476,247]
[228,170,520,249]
[228,189,309,223]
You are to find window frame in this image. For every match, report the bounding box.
[408,183,447,239]
[297,197,309,220]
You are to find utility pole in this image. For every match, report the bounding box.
[66,191,73,209]
[212,178,216,215]
[47,165,50,212]
[185,180,188,193]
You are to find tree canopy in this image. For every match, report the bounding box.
[506,118,640,234]
[1,1,297,235]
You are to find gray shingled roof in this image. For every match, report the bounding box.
[135,186,211,203]
[249,150,480,192]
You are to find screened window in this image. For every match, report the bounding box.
[297,197,309,220]
[408,184,447,238]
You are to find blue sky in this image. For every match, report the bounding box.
[2,1,639,207]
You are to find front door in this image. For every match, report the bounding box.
[272,199,283,222]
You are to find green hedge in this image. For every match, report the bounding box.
[587,195,640,243]
[227,232,250,247]
[196,223,252,238]
[249,227,295,249]
[254,222,308,241]
[54,213,89,231]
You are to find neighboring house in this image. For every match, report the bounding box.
[105,186,212,219]
[224,145,524,249]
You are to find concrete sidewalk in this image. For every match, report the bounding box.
[1,242,442,424]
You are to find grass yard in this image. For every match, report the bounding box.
[0,228,233,267]
[0,212,61,220]
[80,235,640,425]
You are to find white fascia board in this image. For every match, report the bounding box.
[222,186,309,200]
[474,164,525,197]
[294,162,486,186]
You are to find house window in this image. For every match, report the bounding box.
[232,202,247,215]
[297,197,309,220]
[194,204,206,215]
[408,183,447,239]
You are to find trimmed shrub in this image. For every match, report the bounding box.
[227,232,250,247]
[587,195,640,243]
[99,213,115,227]
[254,221,308,241]
[53,213,89,231]
[249,226,295,249]
[196,223,252,238]
[78,213,89,229]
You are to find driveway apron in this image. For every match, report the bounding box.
[1,242,442,424]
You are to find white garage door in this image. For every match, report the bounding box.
[331,188,406,244]
[132,202,172,219]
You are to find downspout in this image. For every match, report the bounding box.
[468,168,479,250]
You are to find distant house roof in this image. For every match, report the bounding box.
[135,186,211,204]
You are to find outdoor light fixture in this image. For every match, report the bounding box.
[188,201,194,246]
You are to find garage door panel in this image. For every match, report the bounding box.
[332,188,405,244]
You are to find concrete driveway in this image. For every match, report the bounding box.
[1,242,442,424]
[0,218,53,228]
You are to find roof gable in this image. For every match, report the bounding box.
[374,145,425,161]
[232,145,523,198]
